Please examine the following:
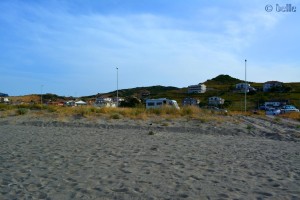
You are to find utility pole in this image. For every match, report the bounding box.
[245,59,247,112]
[116,67,119,107]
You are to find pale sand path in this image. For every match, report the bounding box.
[0,117,300,199]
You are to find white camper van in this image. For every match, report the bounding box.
[145,98,180,109]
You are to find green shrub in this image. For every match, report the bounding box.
[29,104,44,110]
[16,108,28,115]
[246,125,253,130]
[89,107,97,113]
[161,122,169,126]
[46,106,57,112]
[274,117,281,122]
[148,131,155,135]
[110,113,121,119]
[17,104,30,109]
[120,97,142,107]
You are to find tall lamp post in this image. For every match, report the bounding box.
[41,85,43,105]
[116,67,119,107]
[244,59,247,112]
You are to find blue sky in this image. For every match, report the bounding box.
[1,0,299,96]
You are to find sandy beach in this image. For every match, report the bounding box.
[1,115,300,199]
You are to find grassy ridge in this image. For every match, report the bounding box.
[5,75,300,111]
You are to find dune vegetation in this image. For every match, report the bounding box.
[0,104,229,121]
[1,103,299,123]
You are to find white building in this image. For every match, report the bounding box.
[236,83,250,90]
[182,97,200,106]
[188,83,206,94]
[112,97,124,103]
[0,97,9,104]
[263,81,283,92]
[65,100,75,107]
[94,97,116,107]
[235,83,256,93]
[75,100,87,106]
[208,96,225,105]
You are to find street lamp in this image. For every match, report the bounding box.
[116,67,118,107]
[41,84,43,105]
[244,59,247,112]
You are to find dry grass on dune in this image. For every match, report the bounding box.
[2,104,299,122]
[68,106,222,121]
[9,95,41,104]
[281,112,300,122]
[0,104,228,122]
[228,110,265,116]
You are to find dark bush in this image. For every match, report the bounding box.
[120,97,142,107]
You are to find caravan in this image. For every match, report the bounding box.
[145,98,180,109]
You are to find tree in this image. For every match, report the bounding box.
[120,96,142,107]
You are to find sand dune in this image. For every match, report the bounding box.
[0,115,300,199]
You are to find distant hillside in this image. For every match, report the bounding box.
[205,74,243,85]
[85,75,241,99]
[0,93,9,97]
[84,85,180,99]
[9,93,68,104]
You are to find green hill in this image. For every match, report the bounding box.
[208,74,242,84]
[83,85,180,100]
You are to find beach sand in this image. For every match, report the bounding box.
[0,115,300,199]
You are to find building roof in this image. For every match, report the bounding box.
[75,100,87,104]
[188,83,205,87]
[264,81,283,84]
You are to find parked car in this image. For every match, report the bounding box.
[265,108,281,115]
[259,105,267,110]
[280,105,300,114]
